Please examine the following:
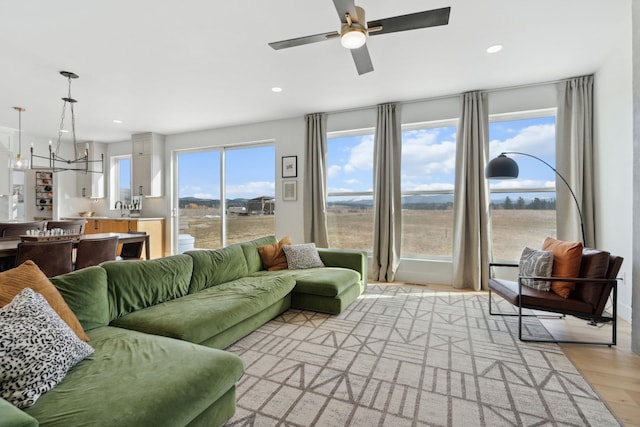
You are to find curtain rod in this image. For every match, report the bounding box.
[326,75,580,116]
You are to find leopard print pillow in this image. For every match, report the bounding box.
[0,288,94,408]
[282,243,325,270]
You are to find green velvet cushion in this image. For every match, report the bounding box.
[239,235,277,273]
[317,248,368,285]
[277,267,360,297]
[23,326,244,427]
[50,266,109,331]
[101,255,193,321]
[0,397,38,427]
[186,245,250,293]
[111,275,296,344]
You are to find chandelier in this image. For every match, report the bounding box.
[30,71,103,173]
[11,106,30,170]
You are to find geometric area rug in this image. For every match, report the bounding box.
[224,284,620,426]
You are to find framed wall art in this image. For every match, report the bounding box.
[282,180,297,201]
[281,155,297,178]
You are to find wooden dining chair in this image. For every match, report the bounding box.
[74,235,119,270]
[15,240,74,277]
[0,221,45,238]
[46,219,87,235]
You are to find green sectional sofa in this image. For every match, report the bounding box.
[0,236,367,427]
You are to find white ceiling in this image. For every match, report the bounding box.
[0,0,628,143]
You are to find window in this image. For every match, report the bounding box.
[176,144,275,249]
[400,121,457,258]
[326,130,374,252]
[488,111,557,261]
[111,155,131,206]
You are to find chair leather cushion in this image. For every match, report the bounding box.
[574,248,610,310]
[489,278,593,314]
[542,237,583,298]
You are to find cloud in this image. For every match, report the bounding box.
[489,179,555,190]
[342,135,374,173]
[327,164,342,178]
[226,181,275,198]
[489,124,555,157]
[401,127,457,182]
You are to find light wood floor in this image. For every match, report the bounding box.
[384,282,640,426]
[541,315,640,427]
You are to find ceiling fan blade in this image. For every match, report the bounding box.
[269,31,340,50]
[332,0,357,23]
[351,44,374,75]
[368,7,451,36]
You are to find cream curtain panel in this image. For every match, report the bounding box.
[452,91,492,290]
[556,75,595,246]
[371,103,402,282]
[303,113,329,247]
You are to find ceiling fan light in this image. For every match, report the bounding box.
[340,28,366,49]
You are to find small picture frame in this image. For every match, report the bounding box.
[282,155,297,178]
[282,180,297,201]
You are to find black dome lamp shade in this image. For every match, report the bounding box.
[485,153,519,179]
[484,151,586,245]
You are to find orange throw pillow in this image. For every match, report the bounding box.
[542,237,583,298]
[257,236,292,271]
[0,260,89,341]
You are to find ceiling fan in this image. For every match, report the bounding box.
[268,0,451,75]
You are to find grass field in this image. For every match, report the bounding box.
[178,208,555,261]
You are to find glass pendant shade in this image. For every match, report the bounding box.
[12,106,30,170]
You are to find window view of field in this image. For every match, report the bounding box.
[180,200,555,263]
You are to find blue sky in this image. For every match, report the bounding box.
[178,145,275,199]
[173,115,556,200]
[327,115,556,194]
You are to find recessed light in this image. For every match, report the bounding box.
[113,119,123,124]
[271,87,283,93]
[486,44,503,54]
[60,129,69,133]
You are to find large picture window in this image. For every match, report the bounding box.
[488,110,557,261]
[326,130,374,252]
[400,121,457,259]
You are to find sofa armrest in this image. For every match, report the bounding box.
[0,398,38,427]
[317,248,368,286]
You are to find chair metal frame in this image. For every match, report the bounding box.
[488,262,619,347]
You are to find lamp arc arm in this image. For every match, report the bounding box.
[500,151,586,245]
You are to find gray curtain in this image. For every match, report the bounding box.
[303,113,329,247]
[452,91,492,290]
[372,103,402,282]
[556,75,595,246]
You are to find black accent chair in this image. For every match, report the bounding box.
[75,235,119,270]
[488,248,623,346]
[15,240,74,277]
[118,231,147,260]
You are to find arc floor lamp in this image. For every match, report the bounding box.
[485,152,586,246]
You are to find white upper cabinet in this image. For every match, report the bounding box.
[131,132,164,197]
[76,141,106,198]
[0,130,13,195]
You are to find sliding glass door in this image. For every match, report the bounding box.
[175,143,274,251]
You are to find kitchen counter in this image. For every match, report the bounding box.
[63,217,166,259]
[64,216,165,221]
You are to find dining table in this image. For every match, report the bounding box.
[0,232,151,260]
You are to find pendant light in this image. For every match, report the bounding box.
[11,106,30,170]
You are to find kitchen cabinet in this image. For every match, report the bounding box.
[83,217,165,259]
[131,132,164,197]
[76,141,106,198]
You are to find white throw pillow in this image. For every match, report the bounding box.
[0,288,94,408]
[282,243,325,270]
[519,247,554,291]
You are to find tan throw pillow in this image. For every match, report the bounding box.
[542,237,583,298]
[257,236,292,271]
[0,261,89,341]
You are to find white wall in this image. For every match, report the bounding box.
[593,7,633,321]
